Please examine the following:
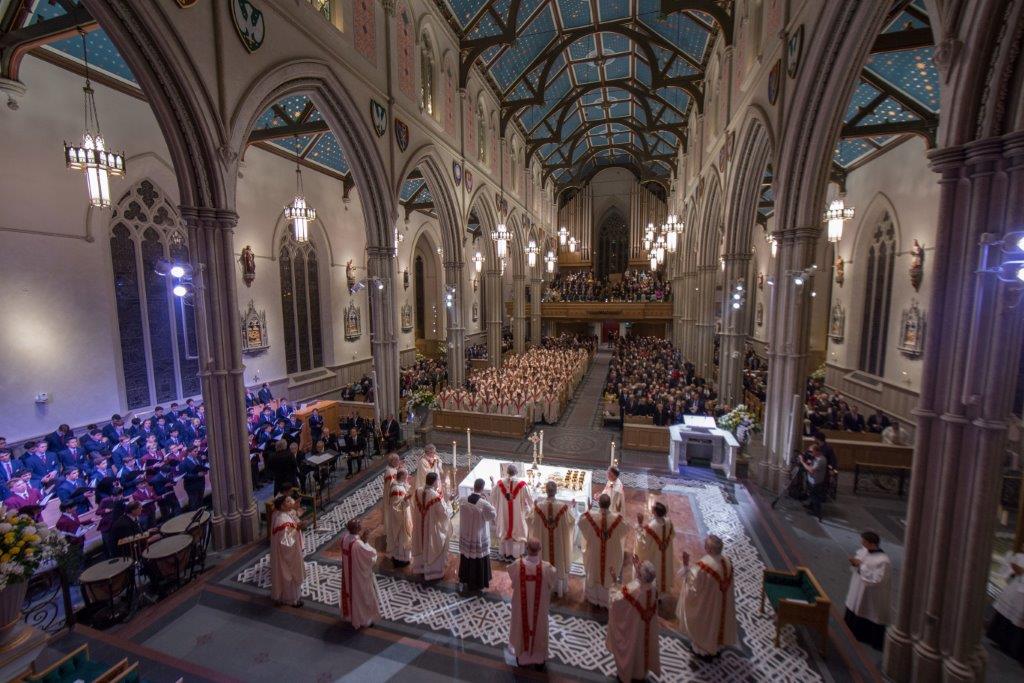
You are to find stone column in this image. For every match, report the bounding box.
[513,274,526,354]
[485,264,502,367]
[693,264,718,378]
[444,260,466,387]
[883,134,1024,683]
[367,245,401,419]
[719,252,752,406]
[529,276,542,347]
[180,207,258,549]
[671,266,685,347]
[680,265,697,353]
[760,227,818,490]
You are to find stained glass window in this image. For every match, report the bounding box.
[421,33,435,117]
[858,213,895,377]
[109,181,201,410]
[279,232,324,374]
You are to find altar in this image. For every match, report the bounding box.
[457,458,593,512]
[669,416,740,479]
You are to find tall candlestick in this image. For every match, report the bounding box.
[467,428,472,459]
[610,440,616,468]
[540,430,544,459]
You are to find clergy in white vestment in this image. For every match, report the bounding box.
[490,464,533,560]
[843,530,892,650]
[607,561,661,682]
[507,539,558,669]
[339,519,381,629]
[677,535,737,659]
[528,480,575,596]
[459,478,497,591]
[386,469,413,567]
[578,494,629,607]
[634,501,675,599]
[600,466,625,514]
[987,550,1024,662]
[380,453,401,553]
[269,495,305,607]
[415,444,445,496]
[411,471,453,580]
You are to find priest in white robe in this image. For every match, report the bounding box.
[380,453,401,553]
[578,493,629,607]
[490,464,533,560]
[339,519,380,629]
[635,501,675,599]
[607,561,661,682]
[677,534,737,659]
[415,444,446,496]
[528,480,575,596]
[843,530,892,649]
[988,549,1024,663]
[507,538,557,669]
[386,469,412,567]
[600,466,625,514]
[269,495,304,607]
[411,471,453,581]
[458,477,497,591]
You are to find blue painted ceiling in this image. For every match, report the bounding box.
[251,95,352,177]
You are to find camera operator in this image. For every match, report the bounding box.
[801,444,828,521]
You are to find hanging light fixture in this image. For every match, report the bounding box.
[284,140,316,242]
[665,222,678,254]
[525,239,538,268]
[492,221,509,258]
[558,226,568,246]
[655,235,666,265]
[824,197,855,243]
[500,257,507,276]
[64,31,125,208]
[472,251,485,273]
[768,234,778,258]
[649,249,658,272]
[544,250,556,273]
[568,235,577,253]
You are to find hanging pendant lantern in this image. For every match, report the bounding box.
[284,158,316,242]
[472,251,485,273]
[525,240,538,268]
[544,250,556,273]
[558,226,568,245]
[824,197,855,243]
[492,221,509,259]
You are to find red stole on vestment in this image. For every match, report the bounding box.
[534,500,569,565]
[519,561,544,654]
[414,489,442,548]
[582,511,623,586]
[497,479,527,539]
[621,585,657,673]
[340,536,356,618]
[697,557,733,645]
[643,521,674,591]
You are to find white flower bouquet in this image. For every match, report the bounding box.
[0,506,69,591]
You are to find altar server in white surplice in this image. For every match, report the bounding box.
[386,469,412,566]
[490,464,533,560]
[415,444,445,496]
[607,561,661,681]
[843,530,892,650]
[600,466,625,514]
[338,519,380,629]
[507,539,557,668]
[269,495,305,607]
[578,494,629,607]
[677,534,737,659]
[411,471,453,580]
[458,478,497,592]
[634,501,676,599]
[528,480,575,596]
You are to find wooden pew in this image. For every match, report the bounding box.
[817,428,882,443]
[761,566,831,657]
[802,436,912,471]
[337,400,378,422]
[622,423,670,453]
[433,409,530,438]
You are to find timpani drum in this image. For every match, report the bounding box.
[141,534,193,591]
[160,509,211,544]
[79,556,136,624]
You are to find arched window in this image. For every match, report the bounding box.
[510,142,518,192]
[415,255,426,339]
[476,99,487,163]
[858,212,896,376]
[109,180,200,410]
[420,33,435,117]
[279,232,324,374]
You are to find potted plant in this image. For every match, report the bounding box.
[717,405,762,479]
[0,507,68,644]
[408,389,439,429]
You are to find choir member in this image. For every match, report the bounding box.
[458,478,497,592]
[338,519,380,629]
[607,561,661,681]
[677,535,737,660]
[528,480,574,596]
[843,530,892,650]
[490,464,532,560]
[411,471,452,581]
[578,494,629,607]
[269,494,304,608]
[507,539,557,669]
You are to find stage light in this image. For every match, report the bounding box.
[173,284,188,297]
[170,265,185,278]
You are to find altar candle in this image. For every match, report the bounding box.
[540,430,544,458]
[453,441,457,466]
[467,428,472,458]
[610,440,616,467]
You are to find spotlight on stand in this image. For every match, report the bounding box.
[980,230,1024,285]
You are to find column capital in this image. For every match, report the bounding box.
[443,260,465,270]
[366,245,396,260]
[722,252,752,263]
[1003,130,1024,161]
[179,206,238,230]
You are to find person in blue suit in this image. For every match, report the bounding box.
[257,383,274,404]
[45,424,73,453]
[102,415,128,443]
[20,441,58,489]
[57,436,87,473]
[178,449,208,510]
[55,468,92,514]
[276,398,294,421]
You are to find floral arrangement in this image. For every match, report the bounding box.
[810,363,827,381]
[408,388,438,411]
[0,507,68,591]
[717,404,762,437]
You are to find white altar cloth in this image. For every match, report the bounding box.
[457,458,592,511]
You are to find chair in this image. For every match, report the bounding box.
[760,566,831,656]
[100,662,142,683]
[24,644,110,683]
[91,659,130,683]
[183,509,212,576]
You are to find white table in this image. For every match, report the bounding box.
[457,457,592,511]
[669,423,740,479]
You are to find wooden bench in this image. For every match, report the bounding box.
[623,414,653,425]
[817,428,882,443]
[602,399,620,425]
[761,566,831,657]
[433,409,530,438]
[802,436,912,471]
[337,400,377,421]
[853,462,912,497]
[622,423,670,453]
[23,644,113,683]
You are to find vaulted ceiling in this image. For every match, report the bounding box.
[435,1,731,188]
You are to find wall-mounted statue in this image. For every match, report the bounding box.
[240,300,269,353]
[756,302,764,327]
[897,300,925,358]
[346,259,356,292]
[757,272,765,290]
[834,256,845,286]
[829,303,845,342]
[909,239,924,291]
[401,303,413,332]
[403,269,410,290]
[344,301,362,341]
[240,245,256,287]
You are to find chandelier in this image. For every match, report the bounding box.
[643,225,654,252]
[655,235,666,265]
[284,153,315,242]
[568,236,577,253]
[558,226,568,246]
[64,31,124,208]
[824,197,855,243]
[472,251,485,273]
[544,250,556,273]
[767,233,778,258]
[649,248,658,272]
[492,221,509,259]
[664,222,678,254]
[525,239,538,268]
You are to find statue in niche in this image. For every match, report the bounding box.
[756,302,764,327]
[401,303,413,332]
[240,300,269,353]
[344,301,362,341]
[757,272,765,291]
[829,303,845,342]
[346,260,357,292]
[240,245,256,287]
[909,240,924,291]
[472,301,479,323]
[834,255,845,286]
[403,269,410,290]
[897,300,926,358]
